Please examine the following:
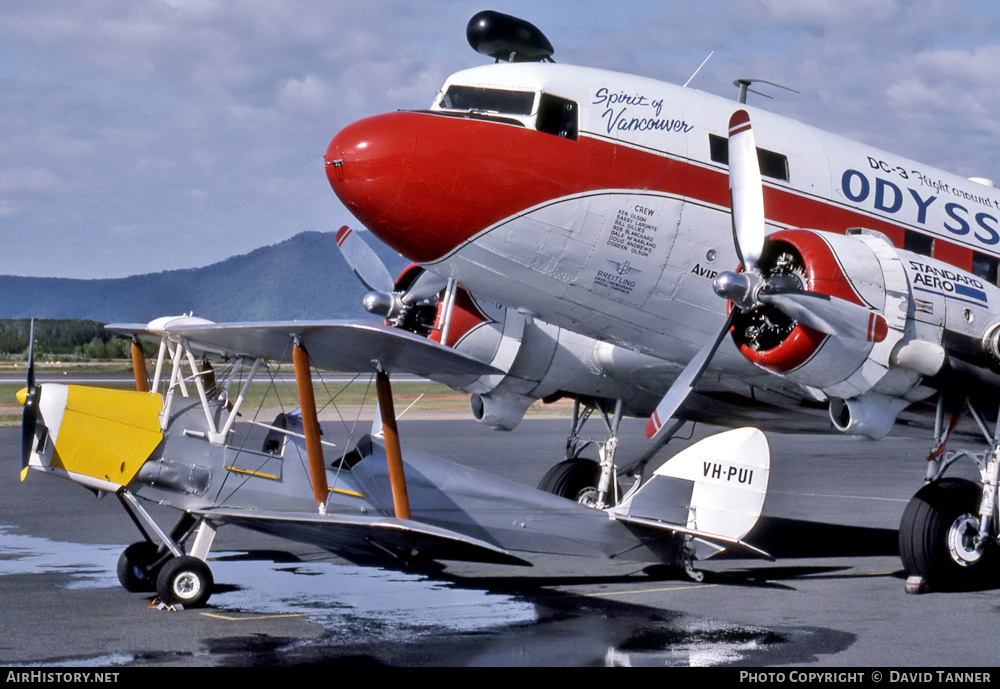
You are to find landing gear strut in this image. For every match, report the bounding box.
[117,490,218,607]
[538,397,627,507]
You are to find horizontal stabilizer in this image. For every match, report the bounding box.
[107,319,501,377]
[194,507,531,566]
[609,427,771,559]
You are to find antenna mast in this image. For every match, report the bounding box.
[734,78,800,104]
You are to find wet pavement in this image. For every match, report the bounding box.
[2,420,998,667]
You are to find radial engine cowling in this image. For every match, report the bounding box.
[729,229,909,402]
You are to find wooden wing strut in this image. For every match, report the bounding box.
[131,336,150,393]
[292,337,330,512]
[376,369,411,520]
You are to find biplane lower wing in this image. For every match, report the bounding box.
[193,506,531,566]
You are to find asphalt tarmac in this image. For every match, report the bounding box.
[1,417,998,669]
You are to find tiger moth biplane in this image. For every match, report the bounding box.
[17,317,770,608]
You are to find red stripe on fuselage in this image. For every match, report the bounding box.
[326,111,977,275]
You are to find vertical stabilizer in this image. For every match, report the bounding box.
[610,427,770,559]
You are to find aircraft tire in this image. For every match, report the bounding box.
[116,541,161,593]
[538,458,619,506]
[156,555,214,608]
[898,478,995,591]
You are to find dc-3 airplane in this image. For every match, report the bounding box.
[17,11,1000,607]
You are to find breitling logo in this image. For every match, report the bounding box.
[607,259,641,276]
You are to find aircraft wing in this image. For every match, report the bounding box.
[192,506,530,566]
[108,319,501,377]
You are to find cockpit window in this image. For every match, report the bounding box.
[536,94,578,140]
[441,86,535,115]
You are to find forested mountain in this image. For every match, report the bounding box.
[0,231,406,323]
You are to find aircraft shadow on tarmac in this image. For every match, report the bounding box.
[746,516,899,559]
[203,547,859,667]
[321,515,900,593]
[196,513,903,604]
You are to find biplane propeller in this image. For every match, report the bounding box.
[19,320,39,482]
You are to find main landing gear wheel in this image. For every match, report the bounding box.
[539,458,602,505]
[899,478,995,591]
[155,555,214,608]
[116,541,162,593]
[538,458,620,506]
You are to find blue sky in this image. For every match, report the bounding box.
[3,0,1000,278]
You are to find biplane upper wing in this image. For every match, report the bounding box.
[108,318,501,377]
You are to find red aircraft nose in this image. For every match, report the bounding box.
[325,110,600,263]
[325,113,416,248]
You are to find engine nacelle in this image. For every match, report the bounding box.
[729,229,911,401]
[727,227,1000,435]
[469,391,534,430]
[829,393,911,440]
[424,286,666,430]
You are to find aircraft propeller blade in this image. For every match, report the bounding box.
[335,225,394,294]
[644,111,764,442]
[646,312,734,440]
[401,271,448,304]
[646,110,890,445]
[724,109,889,343]
[758,289,888,343]
[19,320,39,480]
[728,109,765,272]
[336,224,447,308]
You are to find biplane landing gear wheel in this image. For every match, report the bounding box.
[538,458,620,507]
[899,478,995,591]
[117,541,162,593]
[155,555,214,608]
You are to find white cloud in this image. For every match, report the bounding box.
[277,74,333,112]
[758,0,902,27]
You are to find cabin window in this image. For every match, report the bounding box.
[440,85,535,116]
[536,94,578,140]
[972,251,1000,285]
[709,134,790,182]
[904,230,934,257]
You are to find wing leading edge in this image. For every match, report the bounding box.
[107,318,502,377]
